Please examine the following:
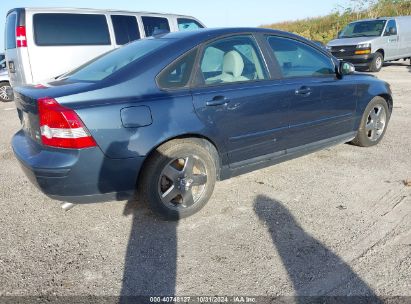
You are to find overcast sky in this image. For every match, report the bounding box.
[1,0,345,50]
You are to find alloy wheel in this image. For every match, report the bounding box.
[0,85,10,101]
[365,105,387,141]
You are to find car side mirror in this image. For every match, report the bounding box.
[339,61,355,76]
[337,30,342,38]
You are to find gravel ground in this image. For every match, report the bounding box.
[0,62,410,299]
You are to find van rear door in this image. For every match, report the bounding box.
[5,9,33,87]
[26,12,115,84]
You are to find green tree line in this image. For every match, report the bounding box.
[261,0,411,43]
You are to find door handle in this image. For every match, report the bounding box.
[206,96,230,106]
[295,86,312,96]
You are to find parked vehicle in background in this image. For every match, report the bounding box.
[4,8,205,87]
[0,62,12,102]
[11,28,393,220]
[0,53,5,62]
[327,16,411,72]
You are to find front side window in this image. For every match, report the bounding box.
[5,13,17,50]
[267,36,335,78]
[199,35,267,85]
[177,18,203,31]
[33,14,111,46]
[157,49,198,89]
[384,20,397,36]
[111,15,141,45]
[141,16,170,37]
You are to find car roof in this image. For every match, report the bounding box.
[159,27,306,42]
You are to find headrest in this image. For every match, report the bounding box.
[223,51,244,78]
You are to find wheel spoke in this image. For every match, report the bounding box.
[182,156,195,176]
[370,109,378,121]
[181,190,195,207]
[192,174,207,186]
[161,185,179,203]
[366,121,375,131]
[162,165,181,181]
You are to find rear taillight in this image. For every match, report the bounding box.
[16,26,27,48]
[38,97,97,149]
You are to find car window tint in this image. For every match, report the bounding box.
[177,18,203,31]
[157,49,198,89]
[200,35,267,85]
[141,16,170,37]
[5,14,17,50]
[33,14,111,46]
[111,15,141,45]
[384,20,397,36]
[65,39,168,81]
[267,36,335,78]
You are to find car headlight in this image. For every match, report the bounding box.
[357,43,371,49]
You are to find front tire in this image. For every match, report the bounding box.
[351,97,390,147]
[139,138,217,220]
[0,81,11,102]
[369,52,383,72]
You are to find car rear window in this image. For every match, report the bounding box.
[33,13,111,46]
[65,39,169,81]
[5,13,17,50]
[141,16,170,37]
[111,15,141,45]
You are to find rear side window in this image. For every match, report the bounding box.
[177,18,203,31]
[267,36,335,78]
[33,14,111,46]
[141,16,170,37]
[5,14,17,49]
[111,15,141,45]
[157,49,198,89]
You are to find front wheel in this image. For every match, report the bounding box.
[139,138,217,220]
[0,82,12,102]
[351,97,390,147]
[369,52,383,72]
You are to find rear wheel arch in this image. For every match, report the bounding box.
[138,134,222,185]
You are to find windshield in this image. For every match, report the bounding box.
[65,38,169,81]
[339,20,386,38]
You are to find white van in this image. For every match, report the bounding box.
[4,8,205,87]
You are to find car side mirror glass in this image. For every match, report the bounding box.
[389,27,397,35]
[340,61,355,75]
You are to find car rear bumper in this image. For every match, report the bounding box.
[332,54,374,67]
[12,130,144,204]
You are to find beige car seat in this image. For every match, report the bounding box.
[206,50,249,84]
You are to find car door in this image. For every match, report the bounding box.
[383,19,399,60]
[265,36,358,148]
[191,34,291,166]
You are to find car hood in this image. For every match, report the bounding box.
[327,37,375,46]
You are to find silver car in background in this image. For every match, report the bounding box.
[4,7,205,87]
[327,16,411,72]
[0,55,12,102]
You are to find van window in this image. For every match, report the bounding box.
[141,16,170,37]
[177,18,203,31]
[33,14,111,46]
[384,20,397,36]
[111,15,141,45]
[5,14,17,49]
[157,49,198,89]
[65,39,169,81]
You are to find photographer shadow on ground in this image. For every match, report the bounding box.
[120,196,177,299]
[254,195,382,303]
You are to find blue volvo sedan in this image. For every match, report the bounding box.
[11,28,393,219]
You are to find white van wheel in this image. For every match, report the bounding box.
[370,52,383,72]
[0,82,12,102]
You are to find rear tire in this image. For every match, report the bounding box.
[0,81,11,102]
[369,52,383,72]
[139,138,217,220]
[351,97,390,147]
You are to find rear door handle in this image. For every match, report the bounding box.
[206,96,230,106]
[295,86,312,96]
